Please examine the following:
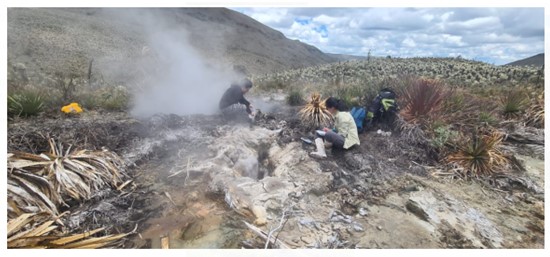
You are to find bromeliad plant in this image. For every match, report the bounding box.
[8,91,45,118]
[446,130,509,179]
[398,78,447,127]
[500,87,528,119]
[299,92,333,128]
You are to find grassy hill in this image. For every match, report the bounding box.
[7,8,338,84]
[504,53,544,67]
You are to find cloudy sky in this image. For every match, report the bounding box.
[230,7,544,65]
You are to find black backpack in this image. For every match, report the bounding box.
[365,88,399,128]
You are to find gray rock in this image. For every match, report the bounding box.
[358,208,369,216]
[301,236,315,245]
[299,218,315,226]
[406,199,430,222]
[353,223,364,232]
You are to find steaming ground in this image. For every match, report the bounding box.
[126,103,543,249]
[6,95,544,249]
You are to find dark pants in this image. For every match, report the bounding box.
[323,131,345,149]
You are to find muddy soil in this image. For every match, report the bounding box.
[7,98,544,249]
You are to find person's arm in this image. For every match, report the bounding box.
[238,96,250,107]
[238,95,252,114]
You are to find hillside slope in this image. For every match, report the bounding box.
[504,53,544,67]
[7,8,338,84]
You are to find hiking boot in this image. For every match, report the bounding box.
[310,138,327,159]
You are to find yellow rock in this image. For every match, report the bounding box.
[252,205,268,226]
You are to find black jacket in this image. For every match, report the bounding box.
[219,84,251,112]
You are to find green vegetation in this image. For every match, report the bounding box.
[431,125,459,150]
[287,88,304,106]
[500,87,529,118]
[249,57,542,180]
[8,90,45,118]
[8,70,131,117]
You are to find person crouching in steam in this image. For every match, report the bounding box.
[219,78,255,120]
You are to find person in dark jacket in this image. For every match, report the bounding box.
[219,78,254,114]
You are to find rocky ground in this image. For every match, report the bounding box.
[6,97,545,249]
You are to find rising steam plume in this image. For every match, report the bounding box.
[103,8,243,117]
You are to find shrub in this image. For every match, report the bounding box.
[431,125,459,150]
[287,89,304,106]
[97,86,130,111]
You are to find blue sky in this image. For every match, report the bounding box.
[230,7,544,65]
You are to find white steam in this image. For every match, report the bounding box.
[109,9,242,118]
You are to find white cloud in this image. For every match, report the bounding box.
[402,38,416,47]
[230,7,544,65]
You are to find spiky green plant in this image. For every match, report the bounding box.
[446,130,509,178]
[501,88,528,118]
[478,111,499,126]
[8,92,45,117]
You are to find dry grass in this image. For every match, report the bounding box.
[7,139,131,249]
[298,92,333,128]
[8,138,127,218]
[8,212,134,249]
[525,91,544,128]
